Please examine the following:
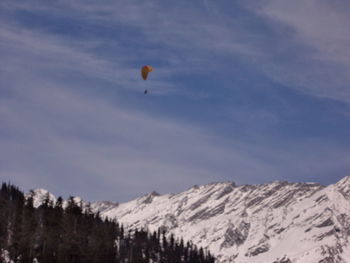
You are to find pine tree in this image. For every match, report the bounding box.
[0,183,216,263]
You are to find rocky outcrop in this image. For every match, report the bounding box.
[29,176,350,263]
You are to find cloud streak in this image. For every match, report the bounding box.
[243,0,350,102]
[1,0,349,201]
[0,19,269,200]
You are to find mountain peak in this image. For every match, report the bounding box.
[336,175,350,185]
[137,190,161,205]
[190,181,236,189]
[28,188,56,208]
[23,176,350,262]
[334,175,350,199]
[96,176,350,263]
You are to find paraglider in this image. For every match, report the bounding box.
[141,65,153,80]
[141,65,153,94]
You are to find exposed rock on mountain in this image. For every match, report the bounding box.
[30,177,350,262]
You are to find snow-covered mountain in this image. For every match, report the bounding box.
[29,176,350,263]
[27,189,85,210]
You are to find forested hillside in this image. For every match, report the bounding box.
[0,183,214,263]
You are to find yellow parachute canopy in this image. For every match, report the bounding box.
[141,65,153,80]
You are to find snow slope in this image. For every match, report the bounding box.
[30,177,350,263]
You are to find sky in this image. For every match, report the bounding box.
[1,0,350,202]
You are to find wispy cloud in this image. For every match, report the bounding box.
[1,0,349,201]
[1,62,278,201]
[242,0,350,102]
[0,17,271,200]
[0,23,150,90]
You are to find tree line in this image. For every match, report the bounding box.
[0,183,215,263]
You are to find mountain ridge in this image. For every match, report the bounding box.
[29,176,350,263]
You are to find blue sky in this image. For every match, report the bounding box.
[1,0,349,202]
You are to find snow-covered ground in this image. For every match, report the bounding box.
[30,176,350,263]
